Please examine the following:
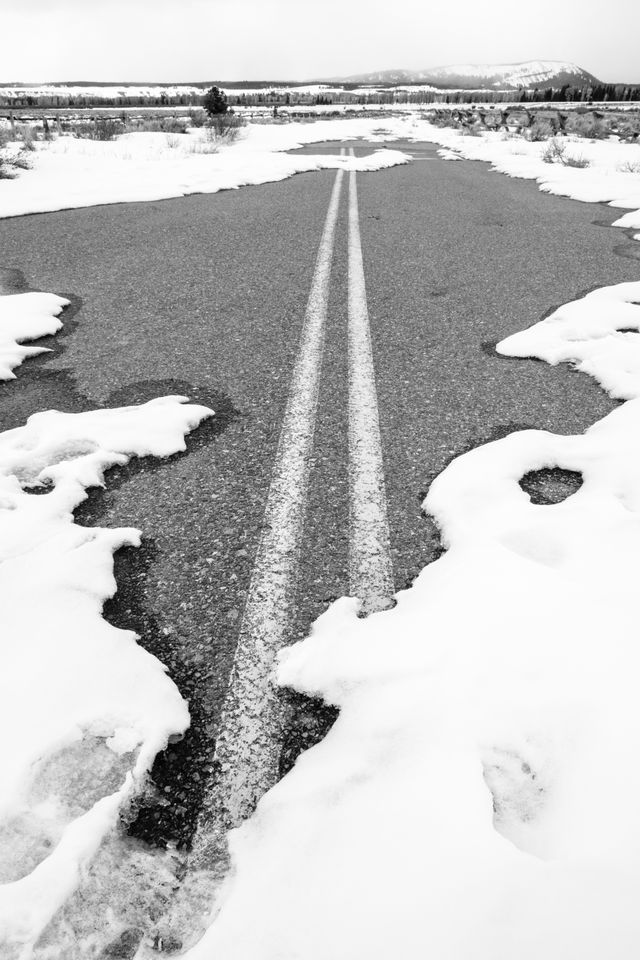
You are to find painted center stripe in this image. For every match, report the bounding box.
[192,160,345,862]
[347,151,395,614]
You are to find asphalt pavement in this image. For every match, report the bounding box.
[0,139,637,852]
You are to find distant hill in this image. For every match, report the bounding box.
[327,60,601,90]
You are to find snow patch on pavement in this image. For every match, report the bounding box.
[0,292,69,379]
[498,281,640,400]
[183,275,640,959]
[0,396,211,954]
[437,147,462,161]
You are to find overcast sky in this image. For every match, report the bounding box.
[3,0,639,84]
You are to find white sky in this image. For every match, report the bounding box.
[2,0,639,84]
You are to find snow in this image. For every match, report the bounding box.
[0,83,342,101]
[0,354,212,953]
[0,84,206,101]
[182,277,640,956]
[0,292,69,379]
[437,147,462,161]
[2,116,639,234]
[425,60,587,86]
[2,113,640,956]
[498,281,640,400]
[424,125,640,233]
[0,125,412,220]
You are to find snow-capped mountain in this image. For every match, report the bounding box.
[331,60,600,89]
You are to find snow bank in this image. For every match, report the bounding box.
[498,281,640,400]
[2,114,639,230]
[0,124,411,219]
[0,395,211,953]
[183,271,640,958]
[426,125,640,232]
[0,292,69,379]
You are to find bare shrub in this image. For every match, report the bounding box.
[430,115,461,130]
[565,114,611,140]
[541,138,590,168]
[0,126,12,147]
[74,119,122,141]
[0,161,17,179]
[205,113,245,143]
[564,154,590,168]
[18,126,37,150]
[187,108,206,128]
[541,138,567,163]
[528,120,554,142]
[618,159,640,174]
[125,117,187,135]
[11,152,32,170]
[616,118,640,142]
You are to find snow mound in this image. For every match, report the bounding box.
[0,292,69,379]
[0,396,212,954]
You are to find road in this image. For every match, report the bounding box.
[0,138,637,859]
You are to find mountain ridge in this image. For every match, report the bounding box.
[322,60,601,89]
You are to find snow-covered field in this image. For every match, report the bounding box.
[1,116,639,239]
[428,125,640,234]
[0,124,412,219]
[181,281,640,960]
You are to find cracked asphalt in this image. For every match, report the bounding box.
[0,138,637,846]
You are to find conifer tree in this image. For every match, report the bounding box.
[203,86,228,116]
